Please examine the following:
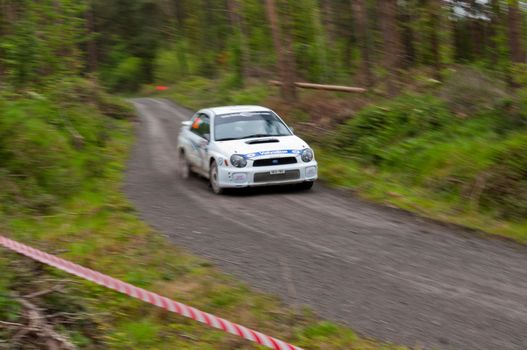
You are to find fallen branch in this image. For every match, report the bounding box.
[16,297,77,350]
[24,285,65,299]
[0,320,25,328]
[269,80,367,93]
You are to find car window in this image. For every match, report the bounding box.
[190,113,210,138]
[214,112,291,141]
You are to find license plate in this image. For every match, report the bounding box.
[270,169,285,175]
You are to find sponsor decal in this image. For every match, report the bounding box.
[243,149,302,159]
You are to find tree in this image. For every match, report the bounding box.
[321,0,335,46]
[429,0,442,80]
[351,0,373,87]
[0,0,86,87]
[227,0,250,85]
[265,0,297,102]
[380,0,403,94]
[507,0,526,63]
[86,1,97,73]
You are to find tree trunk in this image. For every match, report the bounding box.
[351,0,373,87]
[265,0,297,102]
[507,0,525,63]
[86,2,97,73]
[400,2,416,68]
[321,0,335,46]
[379,0,402,94]
[227,0,250,84]
[429,0,442,80]
[489,0,501,64]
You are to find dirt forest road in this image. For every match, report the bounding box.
[125,98,527,350]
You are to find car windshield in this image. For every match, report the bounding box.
[214,112,292,141]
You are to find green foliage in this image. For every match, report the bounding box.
[0,257,20,322]
[510,63,527,86]
[0,0,86,87]
[0,79,129,213]
[3,0,527,93]
[103,57,144,92]
[335,94,452,164]
[154,44,195,83]
[326,89,527,237]
[109,321,161,347]
[481,133,527,219]
[0,99,81,210]
[161,76,269,111]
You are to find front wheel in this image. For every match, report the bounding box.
[178,151,190,179]
[209,161,224,194]
[296,181,314,191]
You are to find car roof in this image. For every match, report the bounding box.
[205,105,272,116]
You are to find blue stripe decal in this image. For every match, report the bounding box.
[242,149,302,159]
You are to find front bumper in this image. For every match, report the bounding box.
[217,161,318,188]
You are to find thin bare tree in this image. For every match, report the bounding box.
[507,0,526,63]
[380,0,403,94]
[227,0,250,84]
[86,1,97,73]
[351,0,373,87]
[265,0,297,102]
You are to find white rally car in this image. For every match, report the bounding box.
[177,105,317,194]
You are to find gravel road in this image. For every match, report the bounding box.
[125,98,527,350]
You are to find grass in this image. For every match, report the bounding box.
[0,80,406,349]
[316,150,527,242]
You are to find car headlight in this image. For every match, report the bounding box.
[301,148,314,162]
[230,154,247,168]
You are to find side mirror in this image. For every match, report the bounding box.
[289,127,295,134]
[182,120,191,127]
[203,133,211,142]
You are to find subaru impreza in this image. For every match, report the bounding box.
[177,105,317,194]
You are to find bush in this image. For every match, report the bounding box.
[154,44,197,84]
[331,89,527,221]
[226,83,269,105]
[103,57,144,92]
[47,77,134,119]
[0,100,81,202]
[0,80,129,213]
[335,94,452,164]
[480,133,527,219]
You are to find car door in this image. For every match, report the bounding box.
[187,113,210,171]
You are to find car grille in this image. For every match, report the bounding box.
[254,170,300,183]
[253,157,297,167]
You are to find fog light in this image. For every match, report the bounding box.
[305,166,317,178]
[232,172,247,183]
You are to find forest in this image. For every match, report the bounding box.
[0,1,527,349]
[1,1,526,92]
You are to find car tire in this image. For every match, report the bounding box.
[209,160,224,194]
[178,151,190,179]
[297,181,314,191]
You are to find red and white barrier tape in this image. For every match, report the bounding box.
[0,235,303,350]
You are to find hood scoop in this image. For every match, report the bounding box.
[245,138,280,145]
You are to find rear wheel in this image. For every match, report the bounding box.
[209,161,224,194]
[178,151,190,179]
